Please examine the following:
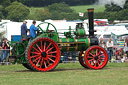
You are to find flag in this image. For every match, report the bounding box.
[79,12,84,17]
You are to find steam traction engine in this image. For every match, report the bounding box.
[9,8,108,72]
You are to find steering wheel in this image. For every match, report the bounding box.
[37,22,57,33]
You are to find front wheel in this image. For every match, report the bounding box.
[84,46,108,69]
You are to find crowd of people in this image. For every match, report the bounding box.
[99,37,128,63]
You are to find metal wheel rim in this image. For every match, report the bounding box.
[84,46,108,69]
[78,51,88,68]
[28,38,60,71]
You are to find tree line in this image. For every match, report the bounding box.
[0,0,98,7]
[1,0,128,22]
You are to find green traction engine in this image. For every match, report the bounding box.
[9,8,108,72]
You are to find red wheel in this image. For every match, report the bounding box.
[78,51,89,69]
[84,46,108,69]
[25,37,60,72]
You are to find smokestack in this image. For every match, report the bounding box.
[88,8,96,37]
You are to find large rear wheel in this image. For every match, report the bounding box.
[25,37,60,72]
[84,46,108,69]
[78,51,89,69]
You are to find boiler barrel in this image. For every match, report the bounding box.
[58,37,90,51]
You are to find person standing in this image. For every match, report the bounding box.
[99,37,103,46]
[106,38,113,62]
[124,37,128,58]
[21,21,29,40]
[1,38,10,62]
[0,41,3,62]
[30,20,39,38]
[117,37,125,48]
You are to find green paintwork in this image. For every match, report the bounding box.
[9,22,90,64]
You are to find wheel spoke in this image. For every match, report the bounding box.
[100,58,105,60]
[36,44,42,52]
[46,60,50,66]
[96,49,98,55]
[36,57,41,66]
[46,47,54,53]
[40,58,44,68]
[97,61,100,66]
[32,47,40,53]
[48,58,55,63]
[91,60,94,65]
[94,61,97,67]
[98,54,104,57]
[33,57,40,62]
[88,59,94,62]
[87,56,93,58]
[31,55,39,58]
[40,41,43,50]
[46,43,52,51]
[44,61,47,68]
[97,50,101,56]
[48,55,56,58]
[44,42,46,51]
[89,53,95,57]
[31,52,40,55]
[48,51,57,54]
[98,60,103,64]
[92,49,95,56]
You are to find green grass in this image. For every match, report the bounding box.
[29,5,105,15]
[29,7,44,15]
[70,5,105,13]
[0,62,128,85]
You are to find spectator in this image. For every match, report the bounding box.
[1,38,10,62]
[30,20,39,38]
[106,38,113,62]
[101,40,106,49]
[21,21,29,41]
[99,37,103,46]
[0,42,2,62]
[124,37,128,58]
[117,37,125,48]
[121,54,128,62]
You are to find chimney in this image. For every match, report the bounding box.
[88,8,96,37]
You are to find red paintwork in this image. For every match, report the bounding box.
[78,51,88,68]
[28,38,60,71]
[94,21,108,26]
[84,46,108,69]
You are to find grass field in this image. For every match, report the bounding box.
[70,5,105,13]
[29,5,105,15]
[0,62,128,85]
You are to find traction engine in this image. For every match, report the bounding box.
[9,8,108,72]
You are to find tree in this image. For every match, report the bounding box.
[47,2,74,13]
[105,3,123,12]
[0,5,4,20]
[5,1,30,21]
[28,9,51,21]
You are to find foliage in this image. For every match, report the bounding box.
[0,5,4,20]
[47,2,74,13]
[17,0,97,7]
[5,1,30,21]
[105,4,123,12]
[28,9,51,21]
[70,5,105,13]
